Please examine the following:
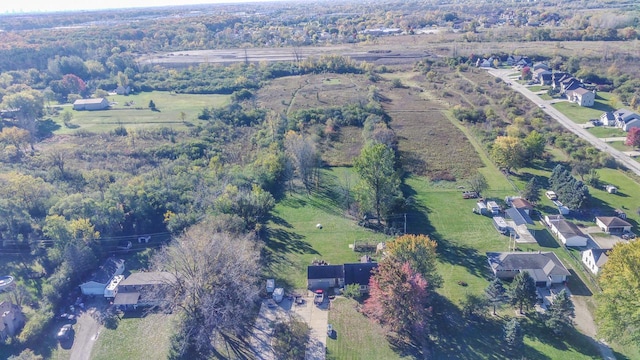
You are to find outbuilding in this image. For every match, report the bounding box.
[73,98,109,111]
[596,216,632,234]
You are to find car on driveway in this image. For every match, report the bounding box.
[57,324,73,340]
[314,290,325,305]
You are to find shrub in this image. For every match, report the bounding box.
[18,310,53,345]
[343,284,362,300]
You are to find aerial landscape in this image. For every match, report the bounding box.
[2,0,640,359]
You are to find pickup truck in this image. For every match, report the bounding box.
[314,290,325,305]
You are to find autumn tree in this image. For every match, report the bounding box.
[354,143,401,225]
[153,220,261,357]
[363,260,432,354]
[625,127,640,148]
[544,289,575,335]
[491,136,524,172]
[386,234,442,289]
[0,127,31,156]
[508,271,537,314]
[284,131,318,193]
[1,88,44,145]
[485,278,508,315]
[596,240,640,345]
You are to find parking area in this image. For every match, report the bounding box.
[250,292,329,360]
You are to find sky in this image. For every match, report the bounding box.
[0,0,276,13]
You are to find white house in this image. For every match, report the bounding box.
[0,301,25,340]
[567,88,595,107]
[80,257,125,296]
[581,248,609,275]
[596,216,632,234]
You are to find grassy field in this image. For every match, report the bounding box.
[552,93,615,124]
[90,313,172,360]
[528,85,550,92]
[53,91,229,134]
[327,298,407,360]
[587,126,627,138]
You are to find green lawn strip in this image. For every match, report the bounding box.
[326,298,405,360]
[528,85,550,92]
[539,93,552,100]
[266,168,391,290]
[90,313,172,360]
[607,141,633,152]
[552,99,614,124]
[587,126,627,138]
[53,91,229,134]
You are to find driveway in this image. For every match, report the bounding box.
[487,68,640,177]
[291,292,328,360]
[250,299,290,360]
[69,308,102,360]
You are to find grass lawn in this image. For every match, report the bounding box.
[528,85,549,92]
[539,93,552,100]
[553,97,615,124]
[327,298,407,360]
[266,168,392,290]
[53,91,229,134]
[587,126,627,138]
[608,141,633,152]
[90,313,172,360]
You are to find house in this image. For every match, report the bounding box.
[73,98,109,111]
[487,251,570,288]
[596,216,632,234]
[561,77,582,94]
[551,72,571,90]
[566,88,595,107]
[113,271,176,310]
[533,69,552,85]
[0,302,25,340]
[548,218,588,247]
[343,262,379,294]
[622,118,640,132]
[600,111,616,126]
[506,207,534,226]
[114,85,131,95]
[307,265,344,291]
[532,62,549,71]
[544,214,564,226]
[511,198,534,215]
[581,248,609,275]
[80,257,125,296]
[609,109,640,131]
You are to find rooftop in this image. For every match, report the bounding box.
[487,251,570,278]
[119,271,176,287]
[597,216,632,228]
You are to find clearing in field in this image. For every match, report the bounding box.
[53,91,229,134]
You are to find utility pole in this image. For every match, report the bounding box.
[404,213,407,234]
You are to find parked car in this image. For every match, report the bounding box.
[462,191,479,199]
[545,191,557,200]
[57,324,73,340]
[314,290,325,305]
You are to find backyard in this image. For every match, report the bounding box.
[552,92,615,124]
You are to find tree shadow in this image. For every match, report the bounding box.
[37,118,61,139]
[523,315,600,358]
[567,269,592,296]
[534,228,559,249]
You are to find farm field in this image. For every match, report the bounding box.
[52,91,229,134]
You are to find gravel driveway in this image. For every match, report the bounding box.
[69,309,102,360]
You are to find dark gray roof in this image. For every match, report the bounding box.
[91,258,124,284]
[506,207,534,226]
[487,252,570,278]
[343,263,378,286]
[590,249,609,267]
[597,216,632,228]
[307,265,343,280]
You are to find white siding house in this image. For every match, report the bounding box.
[581,249,609,275]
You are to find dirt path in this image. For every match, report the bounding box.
[69,310,102,360]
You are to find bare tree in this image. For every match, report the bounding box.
[284,131,319,193]
[153,221,262,358]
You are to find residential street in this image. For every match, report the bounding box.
[487,68,640,177]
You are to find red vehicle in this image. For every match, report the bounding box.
[314,290,325,305]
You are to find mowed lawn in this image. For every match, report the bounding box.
[552,92,615,124]
[54,91,229,134]
[90,313,172,360]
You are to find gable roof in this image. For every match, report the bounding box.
[511,198,533,210]
[73,98,107,105]
[573,87,591,95]
[119,271,176,287]
[554,219,587,239]
[589,249,609,267]
[597,216,632,228]
[505,207,534,226]
[343,263,378,286]
[91,258,125,284]
[307,265,343,280]
[487,251,570,278]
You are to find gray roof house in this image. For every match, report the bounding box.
[487,251,570,288]
[343,262,379,294]
[596,216,632,234]
[549,218,588,247]
[113,271,176,310]
[307,265,345,291]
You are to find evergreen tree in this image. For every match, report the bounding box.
[485,278,508,315]
[504,318,524,353]
[545,289,575,335]
[509,271,537,314]
[522,177,541,203]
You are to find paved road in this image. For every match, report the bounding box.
[487,68,640,177]
[69,309,101,360]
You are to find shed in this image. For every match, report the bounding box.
[605,185,617,194]
[511,198,534,215]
